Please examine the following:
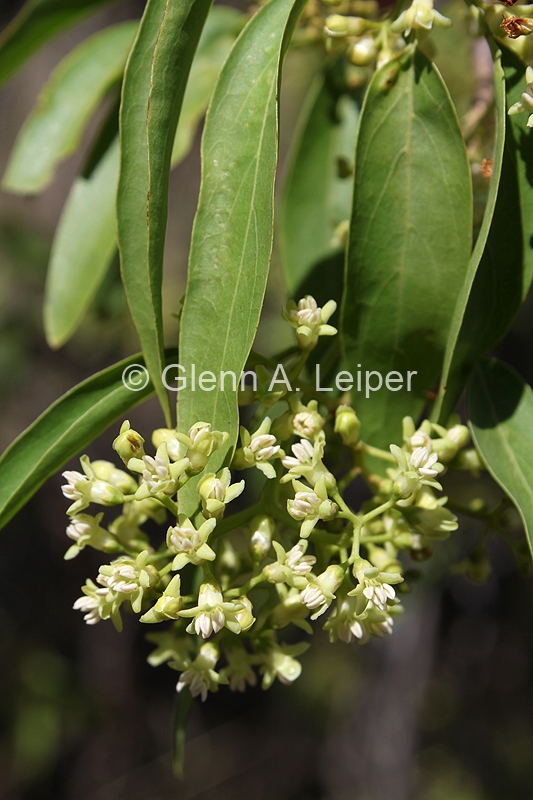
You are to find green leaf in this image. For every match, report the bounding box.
[2,21,137,194]
[43,137,120,348]
[434,45,533,423]
[341,46,472,451]
[171,6,243,165]
[0,353,157,531]
[117,0,213,427]
[0,0,121,89]
[279,67,358,294]
[468,359,533,552]
[43,7,240,351]
[177,0,307,514]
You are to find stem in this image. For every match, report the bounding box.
[158,495,178,517]
[225,573,266,598]
[350,517,362,562]
[361,497,396,525]
[361,443,397,463]
[211,500,265,541]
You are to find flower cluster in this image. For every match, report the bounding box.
[63,295,488,712]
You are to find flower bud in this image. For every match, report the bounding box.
[334,405,361,447]
[325,14,367,37]
[393,472,420,499]
[293,410,324,439]
[235,596,255,632]
[91,460,138,494]
[451,448,483,473]
[249,515,274,561]
[447,424,470,449]
[113,421,145,465]
[366,545,402,575]
[270,594,309,628]
[348,37,377,66]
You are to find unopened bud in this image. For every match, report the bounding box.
[393,473,420,499]
[451,448,483,472]
[113,421,145,465]
[347,37,377,65]
[325,14,366,37]
[335,405,361,447]
[249,516,275,561]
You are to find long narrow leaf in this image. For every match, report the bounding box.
[178,0,307,514]
[2,21,137,194]
[43,8,241,350]
[0,353,159,530]
[342,46,472,451]
[117,0,213,427]
[44,137,119,347]
[435,45,533,423]
[279,68,358,294]
[0,0,119,87]
[468,359,533,554]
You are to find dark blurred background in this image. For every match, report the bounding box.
[1,1,533,798]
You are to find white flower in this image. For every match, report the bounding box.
[410,430,432,450]
[175,422,229,474]
[72,595,101,625]
[140,575,182,624]
[65,512,118,560]
[232,418,280,479]
[61,471,86,502]
[282,295,337,349]
[300,584,325,609]
[193,585,226,637]
[293,411,323,440]
[179,583,243,639]
[259,640,309,689]
[390,443,443,499]
[288,490,320,520]
[62,457,124,514]
[362,582,396,612]
[176,643,227,701]
[325,597,365,643]
[142,454,171,491]
[281,439,314,470]
[263,540,315,588]
[410,446,439,477]
[391,0,451,36]
[96,551,159,618]
[286,542,316,576]
[166,515,216,570]
[287,477,337,538]
[251,433,279,461]
[349,559,402,613]
[300,564,344,619]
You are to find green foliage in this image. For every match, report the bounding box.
[44,138,120,348]
[280,67,358,293]
[42,7,242,349]
[2,21,137,194]
[0,0,119,87]
[3,0,533,759]
[432,46,506,424]
[0,354,157,530]
[436,45,533,422]
[342,46,472,451]
[468,360,533,553]
[117,0,213,426]
[177,0,307,514]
